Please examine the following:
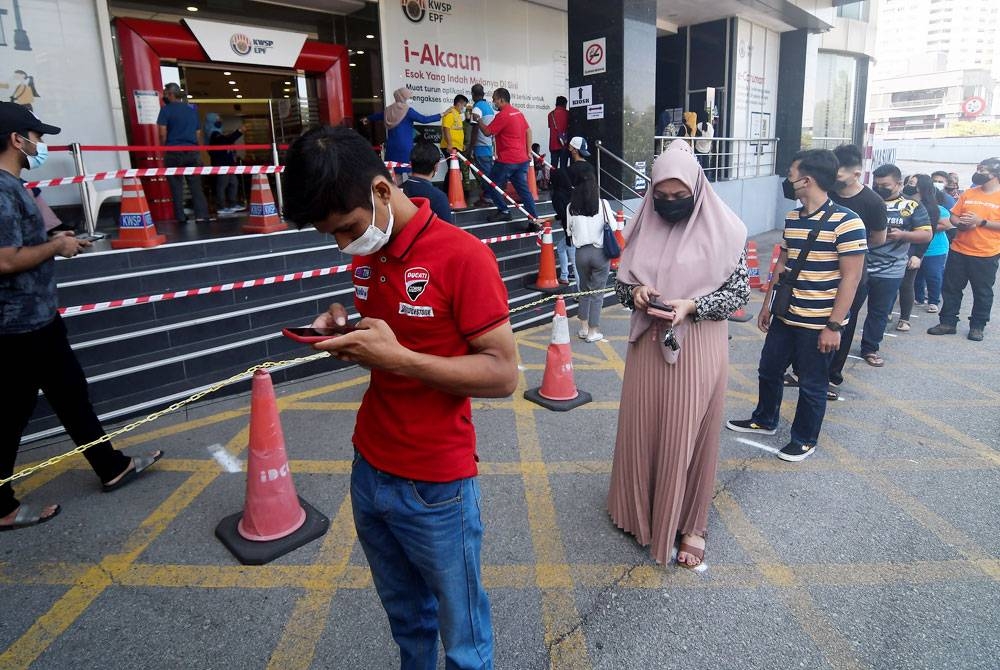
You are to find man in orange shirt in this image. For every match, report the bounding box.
[928,157,1000,341]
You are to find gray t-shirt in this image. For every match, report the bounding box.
[0,170,57,333]
[867,196,931,279]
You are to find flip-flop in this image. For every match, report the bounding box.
[0,504,61,531]
[863,352,884,368]
[676,541,705,569]
[102,451,163,493]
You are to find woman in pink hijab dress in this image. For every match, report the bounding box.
[608,140,750,568]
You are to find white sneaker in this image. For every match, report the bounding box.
[578,328,588,340]
[231,204,247,212]
[585,331,604,343]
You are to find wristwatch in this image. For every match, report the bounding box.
[825,320,843,332]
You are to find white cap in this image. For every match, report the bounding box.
[569,136,590,157]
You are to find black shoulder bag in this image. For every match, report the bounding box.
[769,207,834,319]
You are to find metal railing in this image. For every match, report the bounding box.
[654,136,779,181]
[595,141,650,217]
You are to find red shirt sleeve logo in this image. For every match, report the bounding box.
[404,267,431,301]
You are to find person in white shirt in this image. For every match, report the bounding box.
[694,111,715,180]
[566,163,613,342]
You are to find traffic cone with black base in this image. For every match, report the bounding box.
[216,369,329,565]
[111,178,166,249]
[746,241,762,290]
[527,162,539,200]
[525,296,592,411]
[447,149,467,209]
[762,243,781,293]
[610,210,627,272]
[528,222,566,293]
[242,174,288,234]
[728,303,754,322]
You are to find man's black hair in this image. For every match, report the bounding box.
[979,157,1000,176]
[453,94,468,106]
[282,126,391,228]
[471,84,484,99]
[873,163,902,182]
[832,144,863,169]
[555,96,567,107]
[493,88,511,103]
[0,130,29,153]
[410,140,441,176]
[791,149,839,191]
[931,170,949,180]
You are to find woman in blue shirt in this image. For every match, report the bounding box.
[914,177,953,313]
[369,87,441,183]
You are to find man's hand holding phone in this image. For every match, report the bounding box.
[296,302,409,370]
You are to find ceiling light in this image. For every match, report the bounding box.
[186,94,193,99]
[366,34,375,39]
[232,88,239,92]
[350,63,357,67]
[283,87,292,92]
[283,95,290,98]
[223,71,231,75]
[357,50,365,55]
[236,94,243,99]
[186,6,198,11]
[228,80,236,84]
[284,81,292,85]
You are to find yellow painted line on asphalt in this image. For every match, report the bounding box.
[276,373,371,403]
[512,345,591,670]
[517,337,609,364]
[594,339,626,378]
[714,491,870,670]
[267,494,357,670]
[284,401,362,411]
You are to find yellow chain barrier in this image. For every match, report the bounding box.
[2,288,614,486]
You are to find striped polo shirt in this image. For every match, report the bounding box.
[779,201,868,330]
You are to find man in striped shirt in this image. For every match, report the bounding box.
[728,150,867,462]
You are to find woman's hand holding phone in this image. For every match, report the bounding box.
[632,285,660,311]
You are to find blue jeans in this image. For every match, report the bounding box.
[473,153,494,186]
[550,147,569,171]
[555,234,576,281]
[487,161,537,218]
[351,452,493,670]
[914,254,947,305]
[860,273,905,355]
[752,318,834,447]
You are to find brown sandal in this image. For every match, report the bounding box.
[862,352,884,368]
[676,541,705,569]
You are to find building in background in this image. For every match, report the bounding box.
[867,0,1000,138]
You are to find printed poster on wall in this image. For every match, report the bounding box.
[380,0,568,141]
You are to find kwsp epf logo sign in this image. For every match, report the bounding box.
[402,0,453,24]
[230,32,275,57]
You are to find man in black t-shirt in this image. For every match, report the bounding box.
[786,144,887,399]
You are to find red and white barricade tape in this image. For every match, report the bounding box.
[456,150,540,225]
[59,231,537,316]
[26,162,411,189]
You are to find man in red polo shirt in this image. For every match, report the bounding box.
[478,87,539,227]
[282,126,517,670]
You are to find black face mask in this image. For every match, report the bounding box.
[653,196,695,223]
[834,179,851,191]
[971,173,993,186]
[874,186,895,200]
[162,96,170,105]
[782,177,807,201]
[902,185,918,197]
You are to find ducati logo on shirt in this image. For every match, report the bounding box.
[404,267,430,301]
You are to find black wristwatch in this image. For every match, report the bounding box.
[825,320,843,332]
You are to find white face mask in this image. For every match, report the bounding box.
[933,182,945,191]
[341,186,394,256]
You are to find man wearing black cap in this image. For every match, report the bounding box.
[0,102,162,530]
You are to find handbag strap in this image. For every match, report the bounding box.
[785,204,835,285]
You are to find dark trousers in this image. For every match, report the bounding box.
[827,268,869,386]
[214,173,239,209]
[860,274,905,356]
[487,161,537,218]
[897,266,919,321]
[939,249,1000,329]
[1,317,129,517]
[165,151,209,222]
[752,318,834,448]
[550,148,569,171]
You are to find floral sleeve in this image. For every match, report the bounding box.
[693,248,750,322]
[613,248,750,320]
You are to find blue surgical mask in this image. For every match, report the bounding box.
[18,136,48,170]
[341,186,394,256]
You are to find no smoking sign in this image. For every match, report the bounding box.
[583,37,606,76]
[962,96,986,118]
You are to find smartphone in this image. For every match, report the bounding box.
[647,299,675,320]
[76,234,101,242]
[282,325,356,343]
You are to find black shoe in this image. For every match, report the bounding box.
[525,220,542,233]
[487,210,512,222]
[776,442,815,462]
[968,327,985,342]
[927,323,957,335]
[725,419,777,436]
[782,372,799,388]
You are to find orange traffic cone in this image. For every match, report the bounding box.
[215,369,329,565]
[529,222,562,293]
[504,181,522,203]
[527,162,539,201]
[524,296,592,411]
[761,243,781,293]
[242,174,288,234]
[746,241,762,290]
[110,178,166,249]
[446,149,467,209]
[610,210,627,271]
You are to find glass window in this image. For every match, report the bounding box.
[837,1,870,21]
[808,52,859,149]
